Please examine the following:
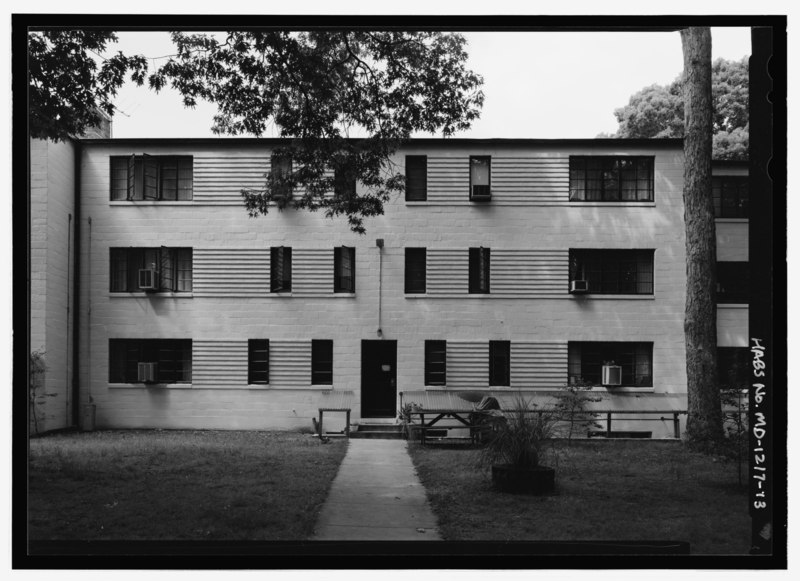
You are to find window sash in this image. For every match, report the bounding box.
[248,339,270,385]
[469,247,491,294]
[717,347,750,390]
[424,340,447,386]
[334,247,355,293]
[570,249,654,295]
[311,339,333,385]
[405,248,427,294]
[569,156,654,202]
[111,155,193,201]
[405,156,428,201]
[712,176,749,219]
[568,342,653,387]
[271,153,293,199]
[271,247,292,292]
[489,341,510,386]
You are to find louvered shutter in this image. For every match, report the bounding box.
[143,154,159,199]
[159,247,174,291]
[127,155,137,200]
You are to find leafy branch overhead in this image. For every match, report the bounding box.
[148,31,485,233]
[28,31,148,142]
[612,57,749,160]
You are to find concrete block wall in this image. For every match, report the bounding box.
[30,138,76,433]
[77,140,688,435]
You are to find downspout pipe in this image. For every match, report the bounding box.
[71,140,81,427]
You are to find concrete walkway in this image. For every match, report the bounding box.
[313,439,442,540]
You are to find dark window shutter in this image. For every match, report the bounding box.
[405,156,427,201]
[159,247,174,291]
[271,247,291,292]
[312,339,333,385]
[334,247,355,293]
[405,248,426,293]
[469,247,490,293]
[110,248,128,292]
[425,340,447,386]
[489,341,510,386]
[248,339,270,385]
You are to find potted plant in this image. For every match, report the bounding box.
[479,394,558,494]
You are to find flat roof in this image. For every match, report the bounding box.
[80,137,683,147]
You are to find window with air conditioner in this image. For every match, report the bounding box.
[569,249,654,295]
[569,156,653,202]
[568,342,653,387]
[110,155,193,201]
[424,340,446,386]
[109,339,192,384]
[270,246,292,293]
[469,247,491,294]
[110,247,192,293]
[334,246,356,293]
[469,156,491,201]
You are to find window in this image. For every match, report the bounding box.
[568,342,653,387]
[248,340,270,385]
[110,155,193,201]
[718,347,750,391]
[489,341,510,386]
[270,246,292,293]
[109,339,192,383]
[712,176,749,218]
[405,156,427,201]
[717,262,749,304]
[469,247,491,294]
[311,339,333,385]
[469,156,491,200]
[405,248,427,294]
[569,157,654,202]
[569,249,654,295]
[425,340,446,386]
[334,166,356,198]
[270,153,293,199]
[110,247,192,292]
[334,246,356,293]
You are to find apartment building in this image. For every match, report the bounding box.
[29,136,749,437]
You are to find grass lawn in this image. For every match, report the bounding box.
[28,430,347,541]
[409,440,750,554]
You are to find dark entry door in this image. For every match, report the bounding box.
[361,340,397,417]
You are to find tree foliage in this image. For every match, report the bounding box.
[28,30,148,142]
[613,57,749,160]
[149,31,485,233]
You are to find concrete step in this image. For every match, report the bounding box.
[350,430,405,440]
[355,423,402,433]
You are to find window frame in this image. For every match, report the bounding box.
[108,338,192,384]
[469,155,492,201]
[110,155,193,201]
[109,247,193,293]
[270,152,293,200]
[424,340,447,386]
[489,340,510,387]
[468,247,491,294]
[248,339,270,385]
[334,246,356,293]
[568,341,653,387]
[334,165,357,199]
[569,156,654,202]
[405,155,428,201]
[405,248,427,294]
[569,249,654,295]
[270,246,293,293]
[311,339,333,385]
[717,347,750,391]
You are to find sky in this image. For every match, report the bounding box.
[107,28,752,140]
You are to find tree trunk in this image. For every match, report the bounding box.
[680,27,724,445]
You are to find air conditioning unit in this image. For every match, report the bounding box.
[138,268,157,290]
[570,280,589,293]
[602,365,623,387]
[138,362,158,384]
[470,184,491,201]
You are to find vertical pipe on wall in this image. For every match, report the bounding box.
[71,141,81,427]
[65,213,71,425]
